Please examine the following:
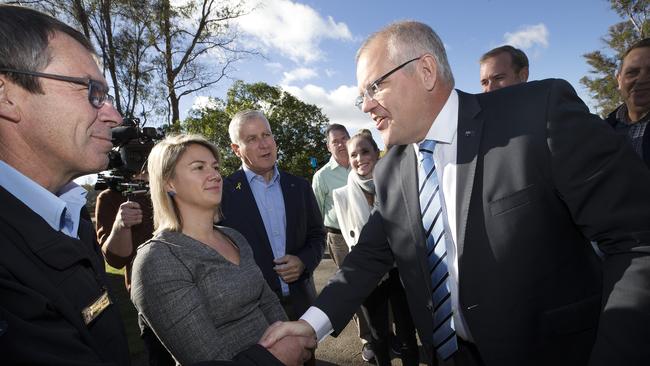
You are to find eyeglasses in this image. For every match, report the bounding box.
[355,56,421,110]
[0,68,114,109]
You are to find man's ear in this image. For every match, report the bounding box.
[231,142,241,158]
[519,66,529,83]
[616,69,623,90]
[0,78,21,123]
[419,54,439,91]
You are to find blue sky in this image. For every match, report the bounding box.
[182,0,622,142]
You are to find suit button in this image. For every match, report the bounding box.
[350,231,355,238]
[426,302,433,311]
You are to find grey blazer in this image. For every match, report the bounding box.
[130,226,287,365]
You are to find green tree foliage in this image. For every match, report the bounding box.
[581,0,650,116]
[183,81,330,180]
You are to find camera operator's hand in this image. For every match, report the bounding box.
[114,201,143,230]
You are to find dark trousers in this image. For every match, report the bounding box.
[388,269,419,366]
[142,323,175,366]
[424,338,484,366]
[361,268,419,366]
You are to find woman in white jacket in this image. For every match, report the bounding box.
[332,130,418,366]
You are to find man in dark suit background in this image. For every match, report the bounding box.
[479,45,529,93]
[606,38,650,169]
[260,21,650,366]
[221,110,325,322]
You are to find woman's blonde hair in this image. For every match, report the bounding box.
[147,134,221,235]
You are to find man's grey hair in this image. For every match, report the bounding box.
[228,109,271,144]
[356,21,455,87]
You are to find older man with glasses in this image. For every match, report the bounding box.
[0,5,129,365]
[261,21,650,366]
[0,6,309,366]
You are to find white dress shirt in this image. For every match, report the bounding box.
[302,90,473,342]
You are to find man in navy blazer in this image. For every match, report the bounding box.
[260,21,650,366]
[221,110,325,320]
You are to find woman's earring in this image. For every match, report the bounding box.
[167,191,176,197]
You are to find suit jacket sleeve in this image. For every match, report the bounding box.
[546,80,650,365]
[293,179,325,275]
[190,344,284,366]
[313,208,395,335]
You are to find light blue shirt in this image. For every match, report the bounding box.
[0,160,87,238]
[243,165,289,295]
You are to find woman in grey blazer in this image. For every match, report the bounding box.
[130,134,288,365]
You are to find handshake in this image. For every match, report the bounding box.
[258,320,317,366]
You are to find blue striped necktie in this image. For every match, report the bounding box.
[418,139,458,360]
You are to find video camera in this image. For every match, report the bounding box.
[94,117,164,196]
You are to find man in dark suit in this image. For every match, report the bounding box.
[221,110,325,321]
[605,38,650,169]
[260,21,650,366]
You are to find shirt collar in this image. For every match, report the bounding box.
[0,160,87,237]
[616,103,650,124]
[327,156,350,171]
[423,89,458,144]
[243,164,281,185]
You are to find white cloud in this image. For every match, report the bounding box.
[281,67,318,84]
[281,83,376,137]
[504,23,549,49]
[237,0,352,63]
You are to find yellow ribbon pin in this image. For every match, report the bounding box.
[236,182,242,190]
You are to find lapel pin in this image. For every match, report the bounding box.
[464,130,475,137]
[236,182,242,190]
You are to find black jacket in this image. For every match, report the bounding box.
[0,186,131,365]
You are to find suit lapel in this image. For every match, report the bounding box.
[279,173,295,253]
[398,146,430,267]
[230,170,274,253]
[455,90,484,260]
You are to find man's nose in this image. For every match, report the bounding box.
[361,96,378,113]
[101,103,123,127]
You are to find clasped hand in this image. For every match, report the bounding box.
[259,320,317,366]
[273,255,305,283]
